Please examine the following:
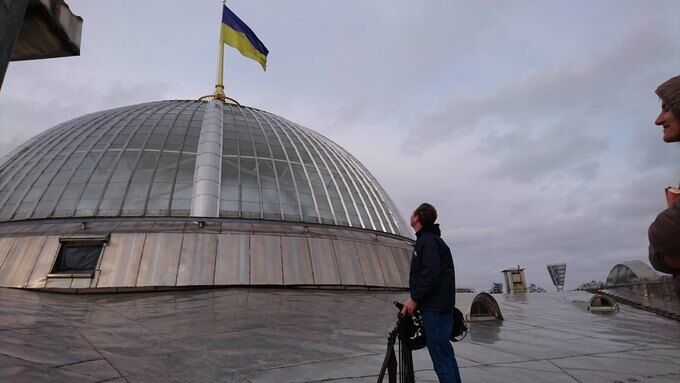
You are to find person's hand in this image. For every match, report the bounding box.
[400,297,418,316]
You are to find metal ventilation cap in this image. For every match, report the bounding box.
[456,292,504,322]
[587,295,619,314]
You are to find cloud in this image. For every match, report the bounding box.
[482,121,609,183]
[403,26,678,149]
[368,23,680,291]
[0,72,170,157]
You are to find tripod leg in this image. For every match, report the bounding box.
[377,329,398,383]
[397,326,415,383]
[387,347,397,383]
[403,346,414,383]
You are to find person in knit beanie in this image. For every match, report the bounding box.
[648,75,680,298]
[654,75,680,142]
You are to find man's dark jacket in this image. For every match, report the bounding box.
[409,224,455,312]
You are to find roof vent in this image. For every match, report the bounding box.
[456,292,504,322]
[587,295,619,313]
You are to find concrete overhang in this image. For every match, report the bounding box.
[10,0,82,61]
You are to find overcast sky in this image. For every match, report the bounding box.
[1,1,678,291]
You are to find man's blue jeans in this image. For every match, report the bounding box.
[421,310,462,383]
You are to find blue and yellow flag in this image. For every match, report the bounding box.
[220,5,269,71]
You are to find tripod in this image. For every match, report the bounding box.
[376,302,416,383]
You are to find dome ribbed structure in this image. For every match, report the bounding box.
[0,100,409,237]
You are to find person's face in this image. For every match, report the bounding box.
[410,212,419,229]
[655,102,680,143]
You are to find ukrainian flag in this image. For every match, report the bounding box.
[220,5,269,71]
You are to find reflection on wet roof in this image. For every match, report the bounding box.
[1,288,678,382]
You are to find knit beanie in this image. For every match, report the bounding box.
[656,75,680,118]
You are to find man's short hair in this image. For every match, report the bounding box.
[414,203,437,226]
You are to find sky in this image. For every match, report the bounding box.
[1,0,678,291]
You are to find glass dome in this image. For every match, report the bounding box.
[0,100,409,236]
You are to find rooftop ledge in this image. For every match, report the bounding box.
[11,0,83,61]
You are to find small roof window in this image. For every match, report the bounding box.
[50,236,107,277]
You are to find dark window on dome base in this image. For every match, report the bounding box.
[51,243,102,275]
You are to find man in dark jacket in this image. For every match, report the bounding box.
[649,75,680,298]
[401,203,461,383]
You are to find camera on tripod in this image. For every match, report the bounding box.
[376,301,467,383]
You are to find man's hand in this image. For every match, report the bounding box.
[400,297,418,316]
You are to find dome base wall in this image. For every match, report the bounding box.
[0,217,413,293]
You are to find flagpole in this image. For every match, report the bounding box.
[199,0,240,105]
[214,0,226,99]
[215,40,225,98]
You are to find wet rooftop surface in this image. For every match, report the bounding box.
[0,287,678,383]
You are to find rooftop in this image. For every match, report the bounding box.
[1,287,678,382]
